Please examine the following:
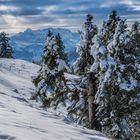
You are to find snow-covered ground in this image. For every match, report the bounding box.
[0,58,110,140]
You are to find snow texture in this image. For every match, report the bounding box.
[0,58,110,140]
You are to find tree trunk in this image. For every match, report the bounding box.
[87,72,100,130]
[88,72,94,129]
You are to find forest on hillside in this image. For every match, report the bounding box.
[0,11,140,140]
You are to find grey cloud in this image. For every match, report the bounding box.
[0,0,140,33]
[12,8,44,16]
[21,16,57,24]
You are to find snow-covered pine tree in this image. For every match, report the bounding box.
[127,22,140,139]
[67,14,98,128]
[91,13,140,139]
[88,11,120,130]
[74,14,98,74]
[100,10,120,46]
[91,10,120,73]
[0,32,13,58]
[90,11,121,135]
[33,31,69,108]
[86,11,119,130]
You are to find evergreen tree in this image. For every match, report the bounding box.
[91,12,140,139]
[33,12,140,139]
[33,31,69,107]
[100,10,120,46]
[91,11,121,75]
[74,14,98,74]
[127,22,140,139]
[0,32,13,58]
[67,14,98,128]
[88,11,120,130]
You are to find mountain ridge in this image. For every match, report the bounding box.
[9,28,80,62]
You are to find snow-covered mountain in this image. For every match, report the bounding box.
[9,28,79,63]
[0,58,109,140]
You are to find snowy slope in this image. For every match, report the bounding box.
[9,28,79,62]
[0,59,110,140]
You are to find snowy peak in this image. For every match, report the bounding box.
[9,28,79,62]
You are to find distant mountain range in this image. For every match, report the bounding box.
[9,28,80,63]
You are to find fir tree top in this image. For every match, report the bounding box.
[55,33,67,61]
[0,32,13,58]
[131,21,140,34]
[47,30,52,37]
[101,11,121,45]
[74,14,98,74]
[86,14,93,23]
[0,32,9,44]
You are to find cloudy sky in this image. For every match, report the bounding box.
[0,0,140,33]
